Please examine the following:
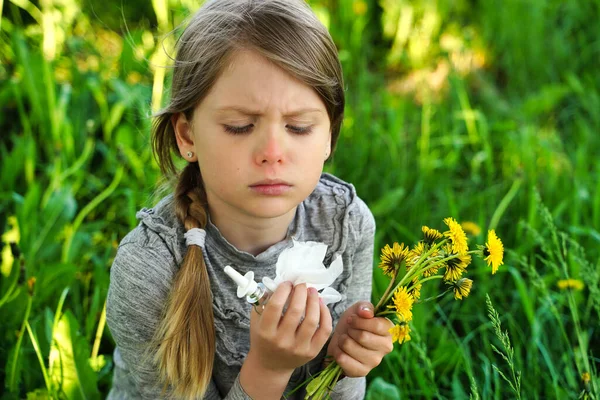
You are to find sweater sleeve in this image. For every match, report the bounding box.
[330,197,376,400]
[106,230,253,400]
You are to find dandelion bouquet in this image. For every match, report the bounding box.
[302,218,505,399]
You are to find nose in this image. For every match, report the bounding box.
[254,129,285,165]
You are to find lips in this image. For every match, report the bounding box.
[249,179,292,196]
[250,179,292,186]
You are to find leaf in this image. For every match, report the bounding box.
[5,344,23,393]
[0,135,27,191]
[305,374,324,396]
[522,84,571,117]
[369,187,405,218]
[366,377,401,400]
[49,310,100,400]
[26,389,51,399]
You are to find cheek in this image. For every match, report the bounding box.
[198,151,244,186]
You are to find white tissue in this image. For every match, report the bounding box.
[262,240,343,306]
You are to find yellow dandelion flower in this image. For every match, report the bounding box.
[387,286,414,321]
[407,241,425,268]
[378,242,410,277]
[389,322,411,344]
[443,247,471,281]
[557,279,584,291]
[423,264,440,278]
[582,372,591,384]
[353,1,368,16]
[461,221,481,236]
[484,230,504,274]
[449,278,473,300]
[444,217,469,254]
[408,280,422,300]
[422,226,443,245]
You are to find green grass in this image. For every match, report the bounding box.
[1,0,598,398]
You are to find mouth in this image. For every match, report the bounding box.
[249,179,292,196]
[250,179,292,186]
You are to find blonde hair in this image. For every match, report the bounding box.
[150,0,345,397]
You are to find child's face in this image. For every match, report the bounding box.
[176,50,332,222]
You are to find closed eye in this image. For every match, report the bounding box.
[224,124,253,135]
[287,125,313,135]
[223,124,313,135]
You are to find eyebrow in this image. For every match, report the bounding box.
[215,106,324,117]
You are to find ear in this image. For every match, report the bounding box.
[325,131,332,160]
[172,112,197,161]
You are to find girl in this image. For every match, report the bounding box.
[106,0,393,399]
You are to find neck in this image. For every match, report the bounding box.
[208,206,296,256]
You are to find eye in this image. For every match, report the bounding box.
[287,125,313,135]
[224,124,253,135]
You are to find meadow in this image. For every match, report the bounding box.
[0,0,598,398]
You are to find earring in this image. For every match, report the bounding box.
[186,151,193,158]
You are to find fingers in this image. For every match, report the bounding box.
[346,327,393,353]
[354,301,375,319]
[349,315,394,337]
[259,281,293,331]
[295,287,321,342]
[279,283,308,332]
[311,295,333,347]
[333,343,370,378]
[334,329,391,377]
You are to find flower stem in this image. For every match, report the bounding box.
[375,310,398,317]
[418,289,450,303]
[375,269,399,311]
[408,275,444,291]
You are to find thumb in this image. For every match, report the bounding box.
[355,301,375,319]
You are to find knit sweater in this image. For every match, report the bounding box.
[106,173,376,399]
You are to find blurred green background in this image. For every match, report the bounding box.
[1,0,598,398]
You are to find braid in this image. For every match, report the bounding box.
[153,163,216,399]
[175,163,208,230]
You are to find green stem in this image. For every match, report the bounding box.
[375,310,398,317]
[408,275,444,291]
[62,166,123,262]
[26,321,52,391]
[91,300,106,360]
[399,240,449,286]
[0,260,21,309]
[418,290,450,303]
[374,269,398,311]
[8,293,33,392]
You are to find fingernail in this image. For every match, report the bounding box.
[360,305,372,312]
[308,287,318,296]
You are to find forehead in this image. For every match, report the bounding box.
[200,50,326,115]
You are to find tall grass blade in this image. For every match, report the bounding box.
[486,294,522,399]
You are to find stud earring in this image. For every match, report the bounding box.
[186,151,193,158]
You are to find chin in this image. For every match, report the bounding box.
[244,198,300,219]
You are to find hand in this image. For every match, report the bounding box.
[326,301,394,377]
[247,282,333,373]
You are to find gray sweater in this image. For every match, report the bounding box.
[106,173,375,399]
